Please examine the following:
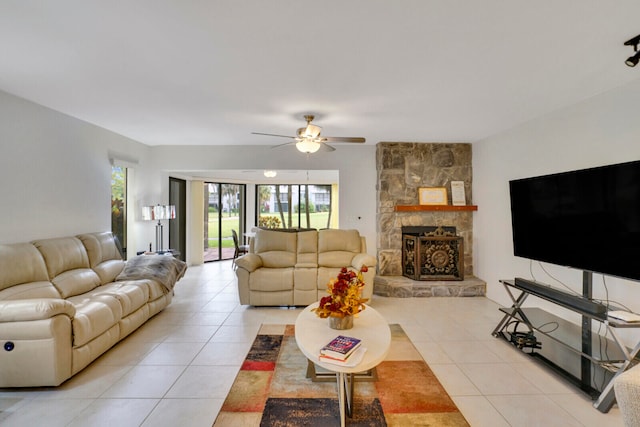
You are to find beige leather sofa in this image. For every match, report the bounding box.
[0,232,186,387]
[235,228,376,306]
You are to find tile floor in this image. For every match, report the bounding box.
[0,261,624,426]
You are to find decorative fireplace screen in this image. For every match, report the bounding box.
[402,226,464,281]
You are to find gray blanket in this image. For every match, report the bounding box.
[116,255,187,294]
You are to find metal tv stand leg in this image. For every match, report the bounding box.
[492,281,530,337]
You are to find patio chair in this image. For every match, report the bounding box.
[231,229,249,269]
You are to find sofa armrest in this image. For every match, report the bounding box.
[0,299,75,322]
[351,253,377,270]
[234,254,263,272]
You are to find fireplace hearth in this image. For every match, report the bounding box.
[402,226,464,281]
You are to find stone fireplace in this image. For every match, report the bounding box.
[374,142,485,297]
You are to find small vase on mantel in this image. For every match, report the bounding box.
[329,315,354,330]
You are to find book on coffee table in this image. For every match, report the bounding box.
[319,346,367,366]
[320,335,362,361]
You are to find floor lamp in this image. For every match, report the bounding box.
[142,204,176,252]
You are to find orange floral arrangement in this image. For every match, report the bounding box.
[313,266,369,318]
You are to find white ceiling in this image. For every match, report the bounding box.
[1,1,640,151]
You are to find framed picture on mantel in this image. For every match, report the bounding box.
[418,187,448,205]
[450,181,466,206]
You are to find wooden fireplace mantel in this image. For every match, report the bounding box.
[394,205,478,212]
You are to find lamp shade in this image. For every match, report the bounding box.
[142,205,176,221]
[163,205,176,220]
[141,206,154,221]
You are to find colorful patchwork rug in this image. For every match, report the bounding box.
[213,324,469,427]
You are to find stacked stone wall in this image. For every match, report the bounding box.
[376,142,474,276]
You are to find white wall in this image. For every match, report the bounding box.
[0,90,153,251]
[474,78,640,343]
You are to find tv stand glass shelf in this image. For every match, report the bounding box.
[493,277,640,413]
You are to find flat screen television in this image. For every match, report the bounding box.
[509,160,640,282]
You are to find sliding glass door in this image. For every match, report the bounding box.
[204,182,245,262]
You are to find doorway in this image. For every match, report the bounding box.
[204,182,246,262]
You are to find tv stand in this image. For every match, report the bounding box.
[492,272,640,413]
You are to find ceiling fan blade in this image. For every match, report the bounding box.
[319,142,336,152]
[270,141,295,149]
[252,132,296,139]
[322,136,366,143]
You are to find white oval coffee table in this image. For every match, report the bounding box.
[295,302,391,427]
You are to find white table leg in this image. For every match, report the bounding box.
[346,373,354,417]
[337,372,346,427]
[336,372,355,427]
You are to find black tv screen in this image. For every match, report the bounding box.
[509,160,640,281]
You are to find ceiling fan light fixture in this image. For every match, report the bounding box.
[300,115,322,138]
[304,124,322,138]
[296,139,321,153]
[297,124,321,139]
[263,170,277,178]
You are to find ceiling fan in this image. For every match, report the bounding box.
[252,115,365,153]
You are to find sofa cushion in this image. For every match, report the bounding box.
[77,232,122,266]
[66,294,123,347]
[249,268,294,292]
[317,267,341,291]
[50,268,102,299]
[318,229,362,267]
[296,230,318,267]
[0,243,49,289]
[33,237,91,278]
[33,237,102,297]
[254,229,297,267]
[0,281,62,300]
[79,282,149,317]
[77,232,125,284]
[92,259,126,285]
[0,243,61,299]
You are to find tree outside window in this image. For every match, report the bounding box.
[257,184,333,229]
[111,166,126,257]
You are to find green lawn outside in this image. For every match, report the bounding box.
[206,216,240,248]
[206,212,331,247]
[258,212,330,230]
